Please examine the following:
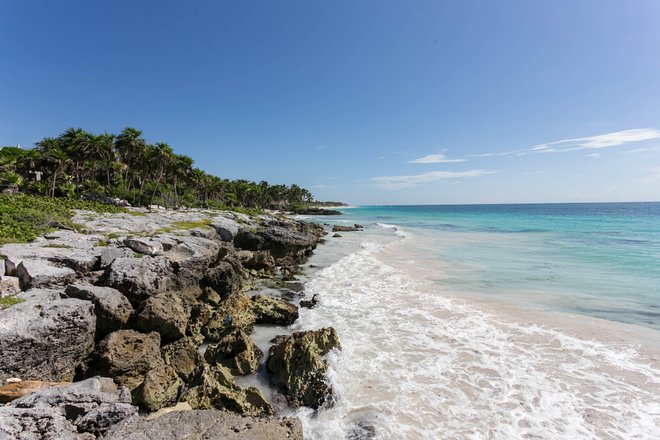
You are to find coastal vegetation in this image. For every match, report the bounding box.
[0,194,126,245]
[0,127,314,210]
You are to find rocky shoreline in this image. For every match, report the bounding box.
[0,207,341,439]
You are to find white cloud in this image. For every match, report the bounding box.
[409,153,466,163]
[587,153,602,158]
[620,145,660,155]
[372,170,495,189]
[469,128,660,157]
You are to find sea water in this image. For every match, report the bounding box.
[287,203,660,439]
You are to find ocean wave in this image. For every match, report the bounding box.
[291,242,660,439]
[376,222,410,238]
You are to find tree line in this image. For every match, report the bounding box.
[0,127,314,210]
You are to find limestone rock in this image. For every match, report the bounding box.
[202,292,256,341]
[94,330,163,391]
[102,256,174,303]
[251,294,299,325]
[204,327,263,375]
[63,283,133,336]
[0,275,20,296]
[0,377,137,439]
[135,365,183,412]
[183,365,273,416]
[267,327,341,408]
[332,225,361,232]
[0,380,71,404]
[123,238,164,256]
[233,229,265,251]
[202,262,242,297]
[15,259,77,288]
[135,291,190,341]
[104,410,303,440]
[99,246,133,269]
[0,296,96,382]
[300,294,319,309]
[161,337,202,381]
[209,216,240,242]
[235,250,275,271]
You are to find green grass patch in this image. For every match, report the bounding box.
[0,194,127,245]
[0,296,24,309]
[171,219,213,230]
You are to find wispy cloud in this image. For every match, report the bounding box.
[372,170,495,189]
[619,145,660,155]
[587,153,602,158]
[409,153,466,164]
[470,128,660,157]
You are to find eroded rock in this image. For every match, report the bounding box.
[135,365,183,412]
[251,294,299,325]
[267,327,340,408]
[135,291,190,341]
[102,256,174,303]
[63,283,133,337]
[204,327,263,375]
[0,296,96,382]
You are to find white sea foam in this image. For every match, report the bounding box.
[376,222,410,238]
[290,241,660,439]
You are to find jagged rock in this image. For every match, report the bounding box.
[199,286,222,306]
[189,227,217,240]
[300,294,319,309]
[0,296,96,382]
[161,337,203,380]
[267,327,340,408]
[251,294,299,325]
[204,327,263,375]
[0,380,71,404]
[94,330,163,391]
[0,258,5,276]
[135,365,183,412]
[0,377,137,439]
[160,235,220,274]
[260,223,324,264]
[209,217,240,242]
[234,250,275,271]
[123,238,164,256]
[0,275,20,296]
[333,233,342,238]
[183,365,273,416]
[104,410,303,440]
[186,303,214,338]
[332,225,360,232]
[202,292,256,341]
[15,259,77,289]
[99,246,133,268]
[233,229,265,251]
[102,256,174,303]
[135,291,190,341]
[63,284,133,336]
[145,402,192,421]
[202,262,243,297]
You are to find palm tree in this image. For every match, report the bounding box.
[115,127,146,194]
[148,143,174,207]
[37,137,70,197]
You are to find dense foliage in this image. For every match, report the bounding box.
[0,194,126,245]
[0,127,314,209]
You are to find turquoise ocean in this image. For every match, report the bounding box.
[283,203,660,439]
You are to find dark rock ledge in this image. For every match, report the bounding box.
[0,208,340,439]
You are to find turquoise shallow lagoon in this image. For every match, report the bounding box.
[335,203,660,331]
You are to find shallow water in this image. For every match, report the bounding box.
[285,204,660,439]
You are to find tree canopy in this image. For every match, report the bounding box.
[0,127,314,210]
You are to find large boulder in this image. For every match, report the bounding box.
[0,380,71,404]
[99,246,134,269]
[182,365,272,416]
[104,410,303,440]
[161,337,203,381]
[135,291,190,341]
[260,222,323,264]
[267,327,341,409]
[102,256,174,303]
[63,284,133,337]
[202,292,256,341]
[94,330,164,391]
[0,377,137,439]
[201,262,243,297]
[204,327,263,375]
[209,216,240,242]
[0,296,96,382]
[233,230,265,251]
[251,294,299,325]
[123,238,164,256]
[134,365,183,412]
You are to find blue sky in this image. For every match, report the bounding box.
[1,0,659,204]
